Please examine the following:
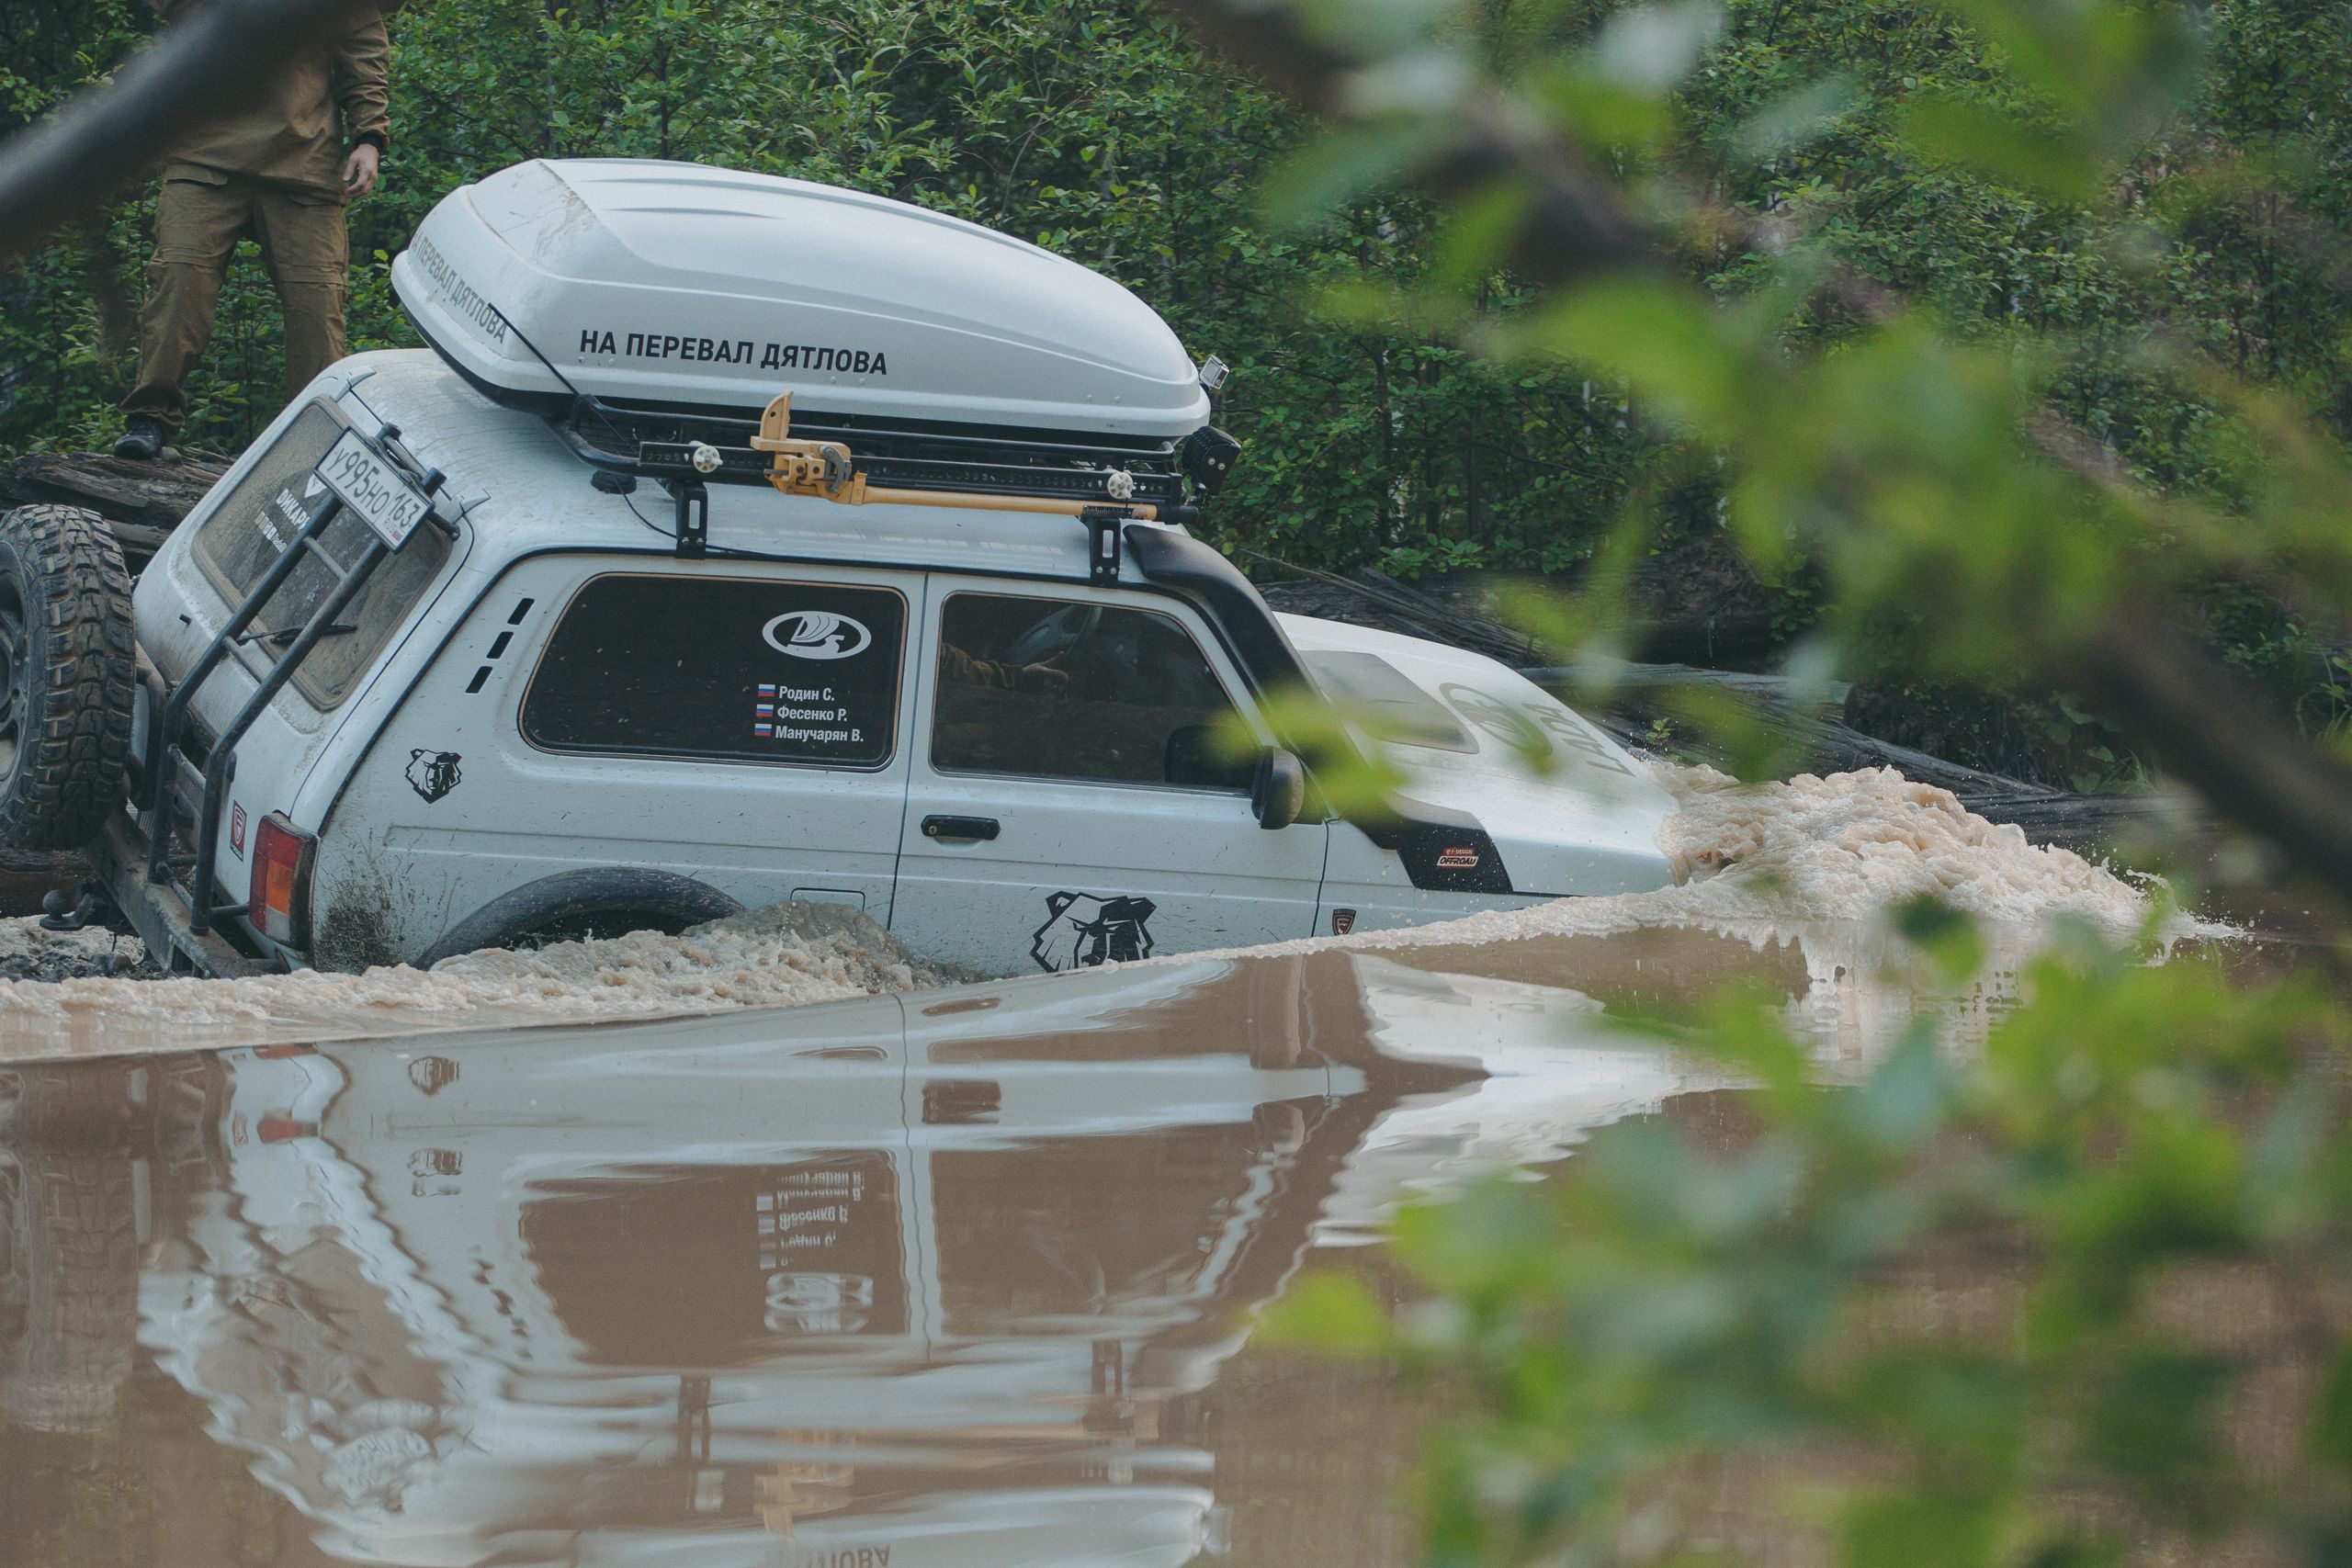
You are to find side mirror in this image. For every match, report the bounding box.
[1250,747,1306,830]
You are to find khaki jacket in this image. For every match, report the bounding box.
[154,0,390,197]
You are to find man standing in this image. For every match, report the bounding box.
[112,0,390,460]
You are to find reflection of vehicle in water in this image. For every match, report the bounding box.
[74,950,1740,1567]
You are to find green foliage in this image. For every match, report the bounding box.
[10,7,2352,1565]
[1267,918,2351,1565]
[7,0,2352,688]
[0,1,154,453]
[2,0,1654,574]
[1220,0,2352,1559]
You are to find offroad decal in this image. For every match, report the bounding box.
[411,233,509,345]
[752,682,863,746]
[406,749,462,804]
[1438,683,1638,776]
[763,610,873,660]
[1440,682,1550,754]
[1531,701,1636,775]
[575,329,889,377]
[1398,821,1514,895]
[1030,892,1158,972]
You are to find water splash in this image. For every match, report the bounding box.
[0,902,940,1058]
[0,764,2199,1061]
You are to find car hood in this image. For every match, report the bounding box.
[1278,614,1680,897]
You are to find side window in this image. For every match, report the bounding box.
[930,592,1251,789]
[191,400,452,708]
[521,574,906,767]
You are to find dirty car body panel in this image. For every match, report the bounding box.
[89,159,1677,977]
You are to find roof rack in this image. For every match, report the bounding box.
[560,389,1238,570]
[561,389,1250,566]
[560,389,1238,520]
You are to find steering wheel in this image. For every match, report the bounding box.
[1004,604,1102,667]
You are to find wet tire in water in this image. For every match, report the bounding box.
[0,505,134,850]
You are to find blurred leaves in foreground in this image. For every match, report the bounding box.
[1207,0,2352,1559]
[1267,910,2352,1566]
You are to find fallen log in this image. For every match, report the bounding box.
[0,448,224,572]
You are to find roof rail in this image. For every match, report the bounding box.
[560,389,1236,527]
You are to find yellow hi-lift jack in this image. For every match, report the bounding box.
[750,391,1170,522]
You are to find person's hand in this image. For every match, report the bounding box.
[342,142,381,199]
[1015,658,1070,694]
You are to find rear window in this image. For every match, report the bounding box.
[1301,649,1476,753]
[191,400,452,708]
[522,573,906,767]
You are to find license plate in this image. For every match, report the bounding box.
[316,429,430,549]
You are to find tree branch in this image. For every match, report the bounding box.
[2072,615,2352,896]
[0,0,376,270]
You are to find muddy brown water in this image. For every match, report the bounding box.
[0,914,2284,1567]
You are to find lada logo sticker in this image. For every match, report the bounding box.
[764,1271,877,1336]
[764,610,872,660]
[229,801,247,858]
[1031,892,1157,972]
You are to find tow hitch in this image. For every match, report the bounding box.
[38,884,101,933]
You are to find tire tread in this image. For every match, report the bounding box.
[0,505,135,851]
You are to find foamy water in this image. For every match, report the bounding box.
[0,902,940,1058]
[0,764,2186,1061]
[1652,763,2160,930]
[1191,762,2177,972]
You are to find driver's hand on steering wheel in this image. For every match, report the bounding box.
[1014,656,1070,694]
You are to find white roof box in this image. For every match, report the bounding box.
[390,159,1212,438]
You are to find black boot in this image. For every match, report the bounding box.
[111,415,167,461]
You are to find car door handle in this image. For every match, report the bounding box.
[922,815,1001,842]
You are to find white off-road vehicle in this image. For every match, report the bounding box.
[0,159,1673,977]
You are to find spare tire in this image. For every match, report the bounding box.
[0,506,134,850]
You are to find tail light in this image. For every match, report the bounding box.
[250,812,315,948]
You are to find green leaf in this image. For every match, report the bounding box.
[1257,1269,1394,1356]
[1897,95,2102,205]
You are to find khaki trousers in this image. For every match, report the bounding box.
[121,169,349,433]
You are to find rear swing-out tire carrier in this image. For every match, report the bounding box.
[94,419,458,976]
